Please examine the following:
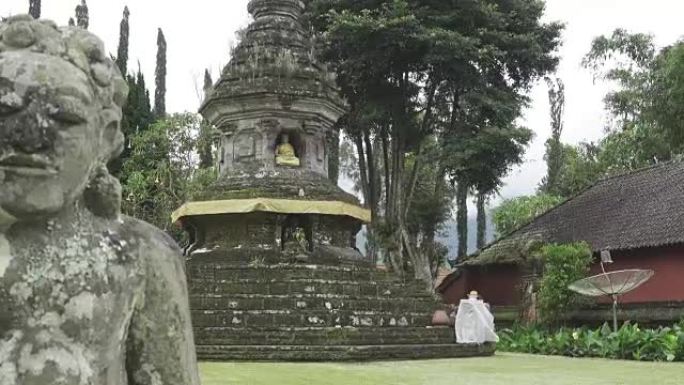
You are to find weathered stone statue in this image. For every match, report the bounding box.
[0,16,200,384]
[275,133,300,167]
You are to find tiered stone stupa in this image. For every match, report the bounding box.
[173,0,495,361]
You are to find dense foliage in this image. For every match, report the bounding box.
[540,77,565,195]
[544,31,684,198]
[495,31,684,236]
[122,113,216,237]
[499,322,684,362]
[492,194,564,237]
[537,243,593,324]
[306,0,562,285]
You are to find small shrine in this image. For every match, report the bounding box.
[173,0,495,361]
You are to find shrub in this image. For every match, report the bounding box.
[499,322,684,362]
[537,242,593,324]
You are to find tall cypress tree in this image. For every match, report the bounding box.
[115,6,130,76]
[154,28,167,118]
[75,0,89,29]
[203,69,213,96]
[135,67,154,131]
[28,0,41,19]
[541,77,566,195]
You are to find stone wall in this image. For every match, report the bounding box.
[187,249,496,361]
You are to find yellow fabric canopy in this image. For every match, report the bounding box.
[171,198,371,223]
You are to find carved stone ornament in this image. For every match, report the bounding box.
[234,131,262,160]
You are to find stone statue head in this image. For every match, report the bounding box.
[0,16,128,223]
[281,133,290,144]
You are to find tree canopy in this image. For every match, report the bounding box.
[493,194,564,237]
[306,0,562,286]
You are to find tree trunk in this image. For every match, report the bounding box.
[402,227,433,292]
[403,142,423,219]
[381,127,391,209]
[456,180,469,259]
[386,130,404,276]
[476,190,487,250]
[353,134,370,207]
[353,132,380,264]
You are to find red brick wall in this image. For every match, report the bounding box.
[441,245,684,307]
[590,246,684,304]
[440,265,523,306]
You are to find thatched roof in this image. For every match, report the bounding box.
[467,160,684,266]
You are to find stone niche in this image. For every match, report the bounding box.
[274,129,306,167]
[216,117,331,178]
[234,131,263,163]
[182,212,361,257]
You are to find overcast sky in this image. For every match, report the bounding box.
[3,0,683,207]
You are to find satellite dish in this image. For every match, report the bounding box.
[569,255,654,331]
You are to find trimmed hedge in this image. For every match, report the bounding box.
[499,322,684,362]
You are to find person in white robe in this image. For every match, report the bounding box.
[455,291,499,344]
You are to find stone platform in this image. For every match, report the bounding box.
[187,250,496,361]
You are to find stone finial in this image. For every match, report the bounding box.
[247,0,305,21]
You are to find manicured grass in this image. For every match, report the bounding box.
[200,353,684,385]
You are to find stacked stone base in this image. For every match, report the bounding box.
[188,250,496,361]
[196,343,495,361]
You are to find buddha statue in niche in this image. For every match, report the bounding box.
[275,133,300,167]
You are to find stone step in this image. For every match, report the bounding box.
[195,343,496,361]
[190,294,439,313]
[193,326,455,346]
[191,309,433,328]
[188,278,432,298]
[187,263,397,283]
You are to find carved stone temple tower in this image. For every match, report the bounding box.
[173,0,495,360]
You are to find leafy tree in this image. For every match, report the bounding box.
[538,242,593,325]
[445,125,534,251]
[75,0,89,29]
[473,126,534,249]
[597,125,669,173]
[543,31,684,199]
[405,137,454,278]
[493,194,564,237]
[154,28,167,118]
[110,69,154,178]
[307,0,562,287]
[549,142,602,198]
[68,18,75,27]
[29,0,41,19]
[122,113,216,237]
[540,77,566,194]
[584,29,684,158]
[115,6,130,76]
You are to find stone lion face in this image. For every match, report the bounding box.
[0,51,111,220]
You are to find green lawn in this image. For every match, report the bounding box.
[200,353,684,385]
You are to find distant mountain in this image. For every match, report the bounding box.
[438,216,496,260]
